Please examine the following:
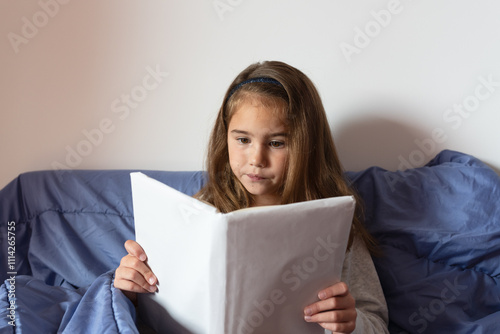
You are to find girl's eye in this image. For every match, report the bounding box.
[270,141,285,148]
[237,138,250,144]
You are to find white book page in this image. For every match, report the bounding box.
[132,172,226,333]
[223,197,355,334]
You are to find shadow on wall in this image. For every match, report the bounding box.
[333,109,500,176]
[333,107,450,173]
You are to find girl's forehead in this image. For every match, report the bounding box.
[228,93,288,123]
[231,101,287,127]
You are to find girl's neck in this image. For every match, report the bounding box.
[250,195,281,207]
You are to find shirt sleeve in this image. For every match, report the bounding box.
[340,234,389,334]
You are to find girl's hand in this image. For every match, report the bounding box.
[303,282,357,333]
[114,240,158,303]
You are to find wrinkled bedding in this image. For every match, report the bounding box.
[0,170,205,333]
[0,271,136,333]
[346,150,500,333]
[0,150,498,333]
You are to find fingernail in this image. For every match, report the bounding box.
[149,285,157,292]
[304,307,312,316]
[318,291,327,299]
[304,315,312,322]
[139,254,146,261]
[148,277,155,285]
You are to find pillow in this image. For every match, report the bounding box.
[347,150,500,333]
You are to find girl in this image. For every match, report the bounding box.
[115,61,389,333]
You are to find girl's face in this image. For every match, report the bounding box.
[227,98,288,207]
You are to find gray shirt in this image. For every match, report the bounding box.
[338,234,389,334]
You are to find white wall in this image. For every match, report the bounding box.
[1,0,500,188]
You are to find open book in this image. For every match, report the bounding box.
[130,172,355,334]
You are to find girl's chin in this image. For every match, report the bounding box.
[244,190,280,205]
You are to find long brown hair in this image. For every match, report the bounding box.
[196,60,378,254]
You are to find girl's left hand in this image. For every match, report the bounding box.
[303,281,357,334]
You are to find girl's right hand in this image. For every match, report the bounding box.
[114,240,158,303]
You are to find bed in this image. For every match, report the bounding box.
[1,150,499,333]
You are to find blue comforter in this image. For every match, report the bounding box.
[0,170,205,334]
[0,150,499,333]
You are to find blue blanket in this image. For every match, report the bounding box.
[0,150,498,333]
[0,170,205,334]
[346,151,500,333]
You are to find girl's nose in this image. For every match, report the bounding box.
[250,145,266,168]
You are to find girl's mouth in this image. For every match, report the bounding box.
[247,174,265,181]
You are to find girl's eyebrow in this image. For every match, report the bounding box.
[230,129,250,135]
[230,129,288,137]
